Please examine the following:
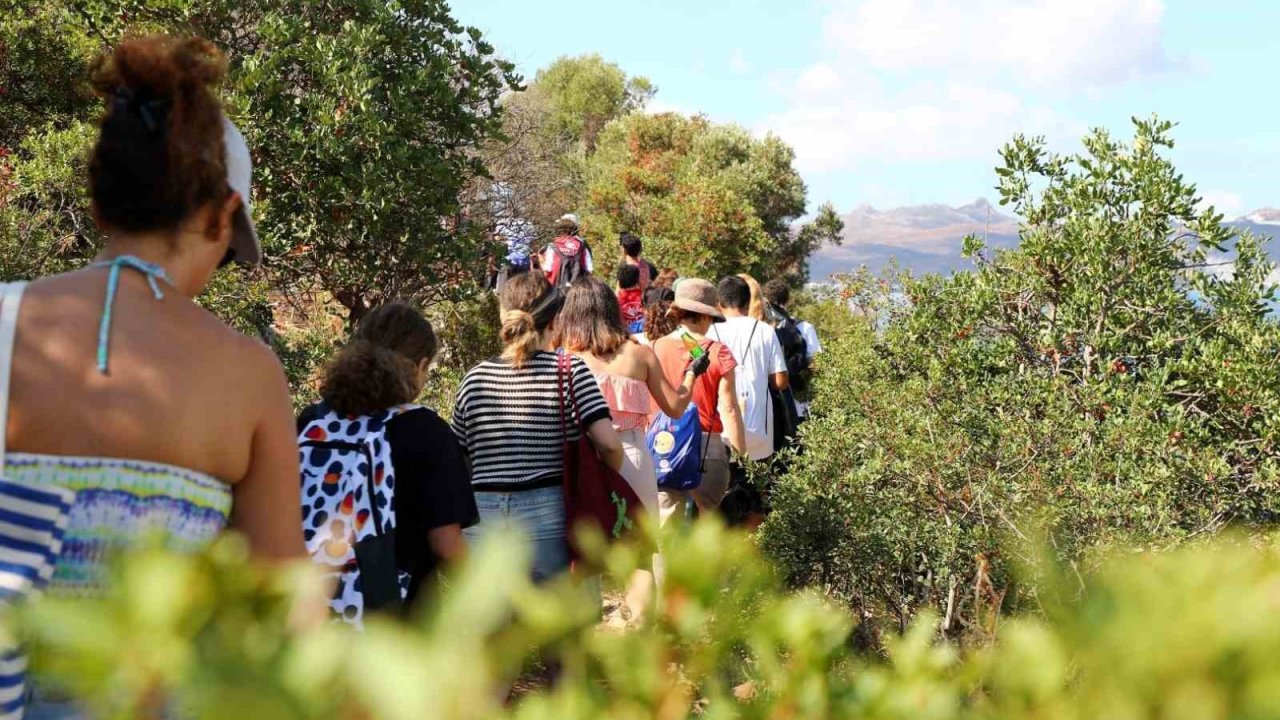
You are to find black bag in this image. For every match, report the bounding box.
[770,304,811,393]
[771,386,800,453]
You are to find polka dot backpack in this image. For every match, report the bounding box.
[298,404,416,628]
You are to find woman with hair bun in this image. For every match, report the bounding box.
[297,303,477,625]
[451,272,624,582]
[0,35,304,715]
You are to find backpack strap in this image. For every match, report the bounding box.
[0,282,28,465]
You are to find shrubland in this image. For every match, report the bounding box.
[14,518,1280,719]
[761,117,1280,638]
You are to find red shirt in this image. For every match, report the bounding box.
[652,333,737,434]
[617,287,644,326]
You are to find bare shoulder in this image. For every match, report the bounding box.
[184,305,290,398]
[623,340,656,361]
[230,328,290,395]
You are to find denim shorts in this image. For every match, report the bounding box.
[463,484,569,583]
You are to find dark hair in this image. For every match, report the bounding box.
[644,285,675,306]
[320,303,438,417]
[499,271,560,368]
[717,276,752,312]
[554,218,578,236]
[617,263,641,290]
[557,276,629,356]
[644,300,678,340]
[670,306,711,324]
[619,232,643,259]
[653,268,678,289]
[89,36,230,235]
[762,278,791,308]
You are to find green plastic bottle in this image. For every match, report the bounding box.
[681,331,706,360]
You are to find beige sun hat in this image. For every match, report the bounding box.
[670,278,724,320]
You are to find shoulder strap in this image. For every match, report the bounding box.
[0,282,27,464]
[556,351,571,440]
[745,320,760,354]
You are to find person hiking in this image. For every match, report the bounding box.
[619,232,658,292]
[650,279,747,523]
[713,276,790,529]
[635,290,676,345]
[493,231,534,292]
[451,272,623,583]
[762,278,822,417]
[557,276,708,621]
[644,268,679,306]
[616,264,646,334]
[541,214,594,289]
[298,303,477,626]
[0,36,305,717]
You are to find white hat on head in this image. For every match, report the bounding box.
[559,213,580,226]
[222,117,261,265]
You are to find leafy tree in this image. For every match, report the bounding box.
[580,112,834,281]
[0,3,96,149]
[1,0,520,323]
[530,53,654,152]
[465,54,654,260]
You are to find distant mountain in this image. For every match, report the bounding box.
[809,198,1020,280]
[1230,208,1280,240]
[808,202,1280,281]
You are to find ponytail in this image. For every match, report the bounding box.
[500,309,541,368]
[498,272,563,368]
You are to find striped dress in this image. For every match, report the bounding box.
[1,454,231,716]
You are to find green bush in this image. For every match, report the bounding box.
[14,519,1280,719]
[761,117,1280,639]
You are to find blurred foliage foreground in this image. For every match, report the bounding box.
[8,518,1280,720]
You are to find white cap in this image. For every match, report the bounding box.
[560,213,580,226]
[222,117,261,265]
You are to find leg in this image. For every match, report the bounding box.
[691,436,730,513]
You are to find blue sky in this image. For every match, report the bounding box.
[456,0,1277,218]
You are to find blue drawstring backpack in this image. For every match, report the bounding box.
[646,403,707,491]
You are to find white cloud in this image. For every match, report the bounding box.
[759,0,1175,175]
[729,49,751,75]
[793,63,848,98]
[644,98,692,116]
[1197,190,1245,218]
[825,0,1177,87]
[761,76,1076,173]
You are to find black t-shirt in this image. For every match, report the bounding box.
[297,404,478,606]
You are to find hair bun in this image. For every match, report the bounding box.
[500,309,536,338]
[88,35,231,237]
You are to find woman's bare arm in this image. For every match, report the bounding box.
[586,417,625,472]
[231,348,306,561]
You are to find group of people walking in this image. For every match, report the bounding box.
[0,35,821,716]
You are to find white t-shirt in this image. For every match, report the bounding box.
[711,316,787,461]
[797,320,822,358]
